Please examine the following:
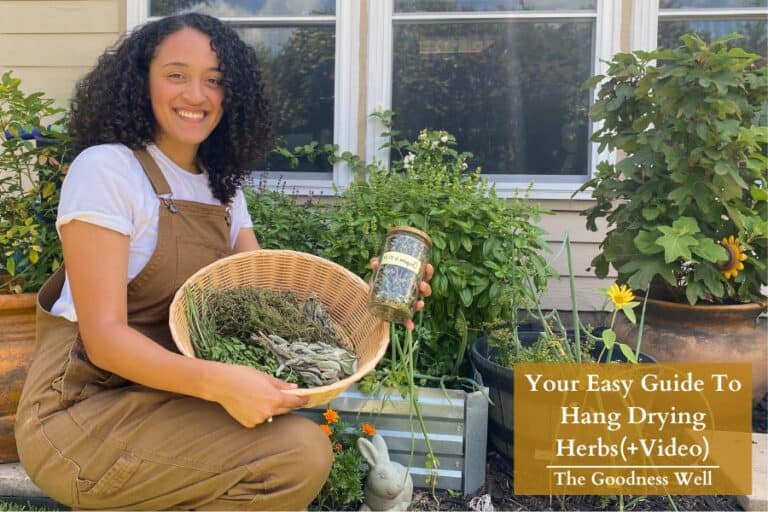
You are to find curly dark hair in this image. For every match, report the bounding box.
[67,13,271,203]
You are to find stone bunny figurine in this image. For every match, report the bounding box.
[357,434,414,511]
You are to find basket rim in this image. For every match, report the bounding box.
[168,249,390,399]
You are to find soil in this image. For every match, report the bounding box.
[407,393,768,512]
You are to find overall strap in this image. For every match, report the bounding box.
[133,148,172,196]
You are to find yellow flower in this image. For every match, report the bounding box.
[720,235,747,279]
[607,283,635,308]
[323,408,340,424]
[362,423,377,436]
[320,424,332,436]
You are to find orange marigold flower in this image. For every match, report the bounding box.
[323,408,340,424]
[334,442,343,452]
[320,424,332,436]
[362,423,377,436]
[720,235,747,279]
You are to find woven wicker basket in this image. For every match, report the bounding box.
[169,249,389,408]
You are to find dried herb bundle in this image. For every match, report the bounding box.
[204,286,351,351]
[184,286,356,388]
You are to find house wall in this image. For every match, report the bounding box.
[1,0,627,313]
[0,0,124,106]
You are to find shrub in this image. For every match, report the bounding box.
[244,175,330,255]
[322,113,555,378]
[0,71,70,293]
[577,33,767,305]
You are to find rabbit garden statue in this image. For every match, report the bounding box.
[357,434,414,511]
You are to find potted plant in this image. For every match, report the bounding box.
[469,234,654,462]
[0,71,70,461]
[576,33,767,401]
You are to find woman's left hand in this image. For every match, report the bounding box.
[370,257,434,331]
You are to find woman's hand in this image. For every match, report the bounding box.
[370,257,434,331]
[206,362,308,428]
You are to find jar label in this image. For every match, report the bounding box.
[380,251,421,273]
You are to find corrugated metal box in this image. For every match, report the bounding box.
[298,384,488,494]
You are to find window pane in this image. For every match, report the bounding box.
[395,0,595,12]
[660,0,766,8]
[392,22,592,176]
[659,19,767,59]
[237,27,335,173]
[150,0,335,17]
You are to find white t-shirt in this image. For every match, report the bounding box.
[50,143,253,321]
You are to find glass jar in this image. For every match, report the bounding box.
[368,226,432,323]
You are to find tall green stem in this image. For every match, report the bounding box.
[564,233,582,363]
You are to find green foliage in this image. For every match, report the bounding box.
[310,412,373,511]
[322,112,555,377]
[0,501,56,512]
[578,33,768,305]
[487,235,642,367]
[244,176,329,255]
[0,71,70,293]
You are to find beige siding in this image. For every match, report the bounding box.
[0,1,119,33]
[536,199,615,312]
[0,0,122,103]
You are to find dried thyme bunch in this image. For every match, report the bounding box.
[204,286,350,351]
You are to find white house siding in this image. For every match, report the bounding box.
[0,0,123,106]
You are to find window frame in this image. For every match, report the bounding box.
[127,0,622,199]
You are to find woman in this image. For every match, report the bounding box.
[15,13,390,510]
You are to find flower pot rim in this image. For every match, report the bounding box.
[0,291,37,311]
[646,297,767,314]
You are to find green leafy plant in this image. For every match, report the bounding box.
[310,409,376,511]
[322,111,555,378]
[0,71,70,293]
[577,33,767,306]
[487,234,642,367]
[244,175,329,255]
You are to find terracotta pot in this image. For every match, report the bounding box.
[0,292,36,463]
[615,298,767,403]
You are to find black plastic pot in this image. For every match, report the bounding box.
[469,330,656,463]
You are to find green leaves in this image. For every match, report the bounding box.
[1,71,69,293]
[316,121,555,378]
[579,33,767,305]
[656,217,700,263]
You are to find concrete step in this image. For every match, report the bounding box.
[738,433,768,512]
[0,463,44,498]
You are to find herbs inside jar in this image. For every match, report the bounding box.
[368,226,432,323]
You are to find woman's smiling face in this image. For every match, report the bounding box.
[148,27,224,167]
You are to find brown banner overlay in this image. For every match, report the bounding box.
[514,363,751,495]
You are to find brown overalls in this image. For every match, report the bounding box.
[14,149,333,510]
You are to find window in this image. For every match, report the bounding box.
[659,1,768,59]
[631,1,767,60]
[129,1,623,197]
[367,0,621,198]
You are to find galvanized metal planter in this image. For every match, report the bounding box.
[298,383,488,494]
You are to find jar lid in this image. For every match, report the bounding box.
[387,226,433,247]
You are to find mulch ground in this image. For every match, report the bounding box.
[408,393,767,511]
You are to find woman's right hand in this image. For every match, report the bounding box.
[207,362,309,428]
